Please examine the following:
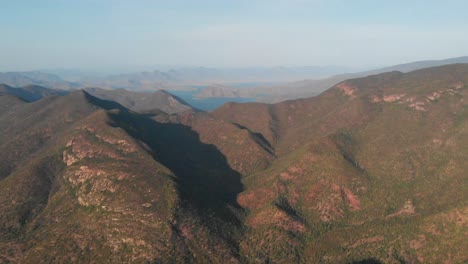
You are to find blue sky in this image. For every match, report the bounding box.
[1,0,468,71]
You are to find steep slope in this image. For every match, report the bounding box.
[212,102,278,148]
[85,87,193,114]
[154,110,276,175]
[213,64,468,263]
[227,64,468,263]
[0,94,26,114]
[1,64,467,263]
[0,91,243,263]
[0,91,112,180]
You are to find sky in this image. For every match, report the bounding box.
[1,0,468,71]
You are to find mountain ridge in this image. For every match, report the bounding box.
[0,63,467,263]
[199,57,468,103]
[84,87,194,114]
[0,84,193,115]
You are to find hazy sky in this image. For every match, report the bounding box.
[1,0,468,71]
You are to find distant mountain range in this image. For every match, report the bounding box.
[65,66,355,87]
[197,56,468,102]
[0,71,80,90]
[0,63,466,263]
[2,56,468,104]
[1,66,354,92]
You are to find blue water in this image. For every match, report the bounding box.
[168,88,256,111]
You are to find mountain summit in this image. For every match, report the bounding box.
[0,64,467,263]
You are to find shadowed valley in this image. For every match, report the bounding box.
[0,64,467,263]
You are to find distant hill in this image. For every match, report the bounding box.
[0,71,80,90]
[0,84,194,114]
[367,55,468,74]
[195,84,242,98]
[0,84,69,102]
[73,66,353,90]
[84,87,193,114]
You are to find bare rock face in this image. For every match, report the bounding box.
[337,82,357,97]
[1,64,468,263]
[386,200,416,219]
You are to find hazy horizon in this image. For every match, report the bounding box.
[1,0,468,71]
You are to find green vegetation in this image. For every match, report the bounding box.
[0,64,468,263]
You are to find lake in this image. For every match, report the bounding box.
[168,87,256,111]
